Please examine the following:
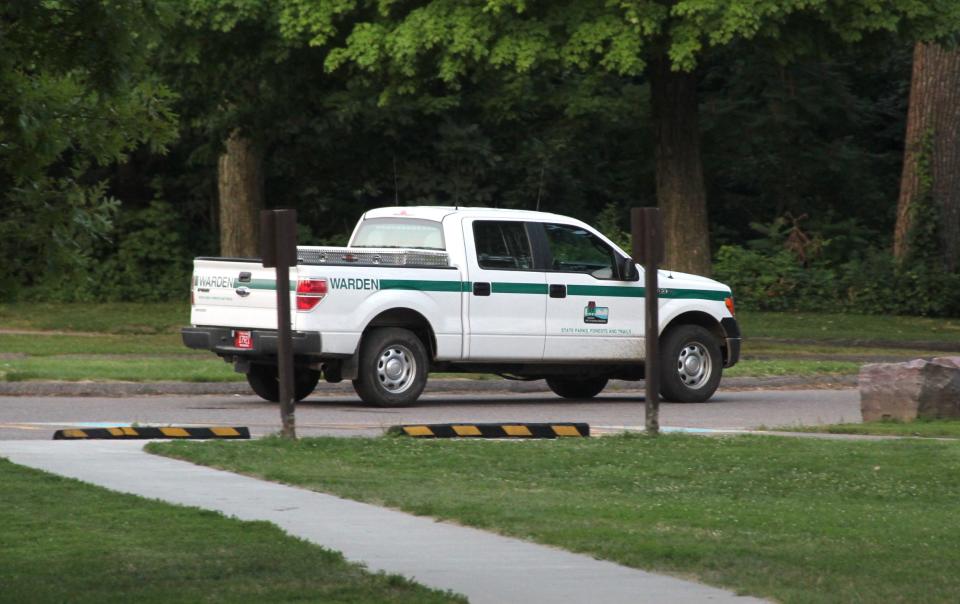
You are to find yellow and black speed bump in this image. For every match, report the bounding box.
[53,426,250,440]
[390,422,589,439]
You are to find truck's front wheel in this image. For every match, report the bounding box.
[658,325,722,403]
[246,364,320,403]
[352,328,428,407]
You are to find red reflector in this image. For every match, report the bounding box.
[724,296,735,316]
[234,330,253,349]
[296,279,328,311]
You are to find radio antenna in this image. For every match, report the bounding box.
[393,155,399,206]
[535,162,545,211]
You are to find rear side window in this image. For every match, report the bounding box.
[543,223,617,279]
[473,221,534,270]
[352,218,445,250]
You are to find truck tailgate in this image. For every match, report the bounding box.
[191,259,295,330]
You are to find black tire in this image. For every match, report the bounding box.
[658,324,723,403]
[545,377,608,399]
[352,327,428,407]
[246,364,321,403]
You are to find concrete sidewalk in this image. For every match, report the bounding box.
[0,440,766,604]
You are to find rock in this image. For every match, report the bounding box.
[859,356,960,422]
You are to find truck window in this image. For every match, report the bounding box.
[473,221,534,270]
[352,218,445,250]
[543,223,617,279]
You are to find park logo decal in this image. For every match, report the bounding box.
[584,301,608,324]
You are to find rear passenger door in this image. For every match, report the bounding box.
[538,222,644,360]
[462,219,547,360]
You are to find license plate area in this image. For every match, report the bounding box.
[233,330,253,349]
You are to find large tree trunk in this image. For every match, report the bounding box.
[894,42,960,270]
[218,130,263,258]
[649,52,711,276]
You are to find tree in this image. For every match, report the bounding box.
[218,130,263,257]
[894,41,960,271]
[162,1,283,257]
[0,0,177,298]
[162,0,357,257]
[297,0,960,274]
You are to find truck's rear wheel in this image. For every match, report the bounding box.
[545,377,608,399]
[659,325,722,403]
[352,327,428,407]
[246,364,321,402]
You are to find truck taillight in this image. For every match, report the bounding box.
[296,278,328,311]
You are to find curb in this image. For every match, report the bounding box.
[53,426,251,440]
[391,422,590,438]
[0,375,857,397]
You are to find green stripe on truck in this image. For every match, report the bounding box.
[226,277,728,301]
[380,279,463,292]
[492,282,549,295]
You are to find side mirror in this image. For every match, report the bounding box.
[619,257,639,281]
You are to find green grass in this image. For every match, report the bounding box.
[0,458,461,603]
[0,302,188,334]
[151,434,960,604]
[742,339,948,358]
[777,419,960,438]
[0,356,241,382]
[740,311,960,345]
[724,359,859,377]
[0,333,194,356]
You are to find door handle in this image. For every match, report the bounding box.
[549,284,566,299]
[473,282,491,296]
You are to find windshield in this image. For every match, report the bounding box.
[351,218,445,250]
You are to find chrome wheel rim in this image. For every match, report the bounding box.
[676,341,712,390]
[376,344,416,393]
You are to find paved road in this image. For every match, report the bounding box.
[0,387,860,440]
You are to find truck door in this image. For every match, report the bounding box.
[462,219,547,360]
[538,222,644,360]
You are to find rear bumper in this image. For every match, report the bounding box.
[182,326,322,357]
[721,317,741,368]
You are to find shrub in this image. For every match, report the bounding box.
[715,244,960,317]
[24,200,193,303]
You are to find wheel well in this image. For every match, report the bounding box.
[662,311,728,362]
[363,308,436,358]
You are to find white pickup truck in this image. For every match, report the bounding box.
[183,206,741,406]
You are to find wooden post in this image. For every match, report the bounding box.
[261,209,298,439]
[631,208,664,435]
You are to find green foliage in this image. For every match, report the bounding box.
[3,0,960,310]
[20,200,193,303]
[96,200,194,302]
[319,0,960,88]
[702,44,912,242]
[594,202,631,251]
[0,1,178,301]
[715,243,960,317]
